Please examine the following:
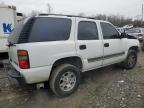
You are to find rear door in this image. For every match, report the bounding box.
[75,18,103,71]
[9,45,19,66]
[100,22,127,66]
[8,21,24,67]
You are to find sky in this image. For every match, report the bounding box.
[0,0,143,19]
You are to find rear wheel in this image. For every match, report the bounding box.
[120,50,137,69]
[49,64,80,97]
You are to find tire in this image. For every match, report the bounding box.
[121,49,137,69]
[49,64,80,97]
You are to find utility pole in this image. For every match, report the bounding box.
[47,3,52,14]
[141,3,143,25]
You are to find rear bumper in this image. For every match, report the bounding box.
[9,62,52,84]
[8,65,26,84]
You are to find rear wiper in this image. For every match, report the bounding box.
[7,43,16,47]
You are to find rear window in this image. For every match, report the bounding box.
[8,17,72,44]
[28,17,72,42]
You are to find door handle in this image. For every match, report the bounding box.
[79,45,87,50]
[104,43,109,47]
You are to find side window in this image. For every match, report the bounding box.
[78,21,99,40]
[100,22,119,39]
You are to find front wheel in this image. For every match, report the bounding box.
[49,64,80,97]
[121,50,137,69]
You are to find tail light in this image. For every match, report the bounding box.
[17,50,30,69]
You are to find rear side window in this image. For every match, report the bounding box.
[100,22,119,39]
[8,21,24,44]
[28,17,72,42]
[78,21,99,40]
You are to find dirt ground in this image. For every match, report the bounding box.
[0,51,144,108]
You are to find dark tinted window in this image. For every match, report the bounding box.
[8,21,24,44]
[78,21,98,40]
[100,22,119,39]
[28,17,71,42]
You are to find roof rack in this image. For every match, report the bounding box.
[39,14,96,20]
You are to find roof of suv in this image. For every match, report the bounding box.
[38,14,95,19]
[37,14,108,23]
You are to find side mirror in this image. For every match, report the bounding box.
[120,33,127,39]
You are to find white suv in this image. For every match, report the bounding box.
[8,14,140,97]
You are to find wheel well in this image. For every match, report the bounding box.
[51,57,83,71]
[129,46,139,52]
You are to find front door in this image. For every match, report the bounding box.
[100,22,127,66]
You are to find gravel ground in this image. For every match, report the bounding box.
[0,51,144,108]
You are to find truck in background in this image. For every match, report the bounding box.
[0,4,23,56]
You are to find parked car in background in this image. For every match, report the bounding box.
[116,27,125,33]
[117,24,133,33]
[126,28,144,42]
